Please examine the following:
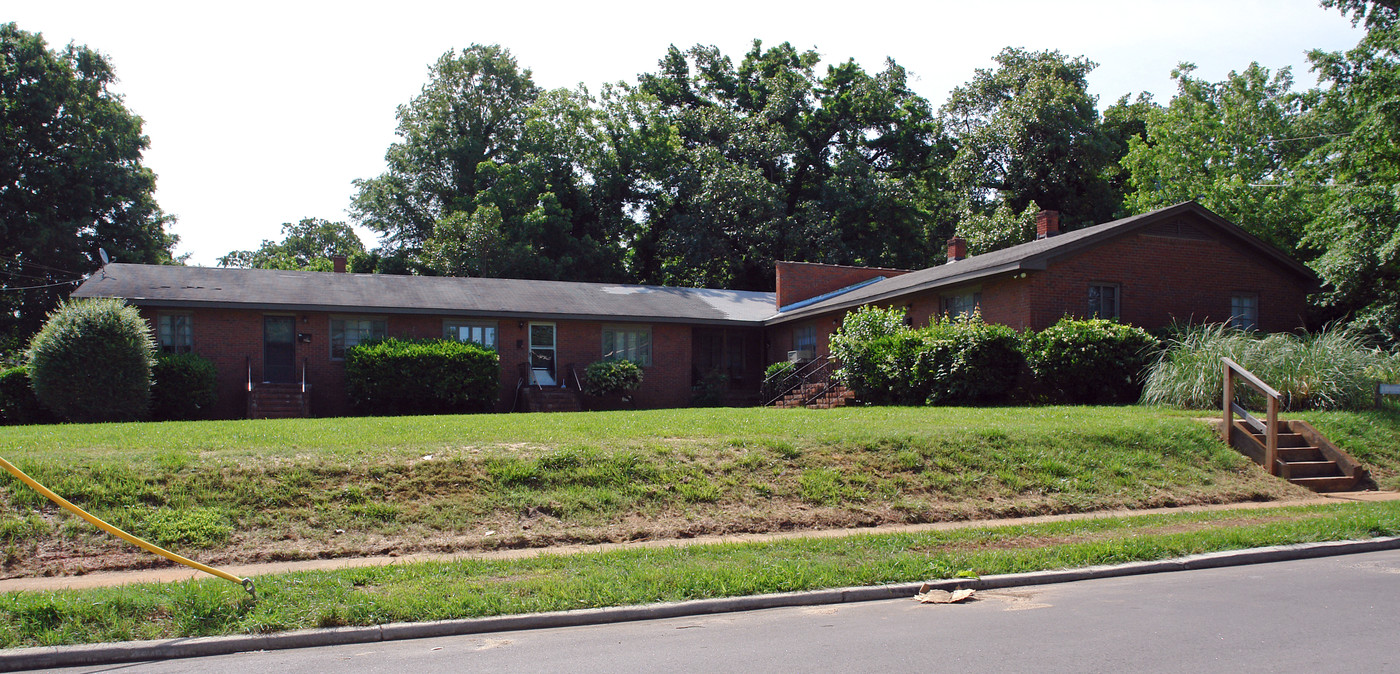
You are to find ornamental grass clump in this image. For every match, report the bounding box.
[1141,323,1396,411]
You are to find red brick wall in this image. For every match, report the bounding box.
[762,221,1311,364]
[138,308,706,418]
[775,261,911,310]
[1023,227,1310,332]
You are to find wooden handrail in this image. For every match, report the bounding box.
[1222,357,1280,475]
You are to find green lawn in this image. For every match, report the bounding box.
[0,406,1333,577]
[1,500,1396,649]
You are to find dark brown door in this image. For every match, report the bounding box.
[263,316,296,383]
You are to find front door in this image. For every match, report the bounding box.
[529,322,556,386]
[263,316,296,383]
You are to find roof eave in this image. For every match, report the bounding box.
[764,262,1030,326]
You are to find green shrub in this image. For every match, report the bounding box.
[345,338,499,415]
[691,369,729,407]
[582,360,644,397]
[150,352,218,421]
[1023,317,1158,404]
[829,305,910,398]
[834,311,1022,406]
[0,366,54,425]
[761,361,798,401]
[26,298,155,423]
[1142,323,1396,411]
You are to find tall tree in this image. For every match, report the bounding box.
[0,24,176,349]
[1304,1,1400,342]
[1121,63,1325,257]
[624,41,952,290]
[218,218,365,271]
[941,48,1120,230]
[353,46,626,281]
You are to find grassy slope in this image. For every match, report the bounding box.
[2,500,1397,649]
[0,406,1334,576]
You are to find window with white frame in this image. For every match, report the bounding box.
[1230,294,1259,331]
[1088,284,1120,319]
[793,325,817,353]
[444,321,497,349]
[942,292,981,318]
[156,314,193,354]
[330,317,386,359]
[602,325,652,366]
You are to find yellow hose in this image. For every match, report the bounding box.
[0,456,255,597]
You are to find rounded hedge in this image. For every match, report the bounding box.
[345,337,499,415]
[1023,317,1158,404]
[26,298,155,423]
[582,359,644,397]
[151,352,218,420]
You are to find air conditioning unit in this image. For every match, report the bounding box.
[787,349,814,364]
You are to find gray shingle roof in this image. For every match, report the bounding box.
[767,201,1316,324]
[72,264,778,325]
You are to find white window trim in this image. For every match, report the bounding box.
[444,319,498,349]
[602,324,653,367]
[330,315,387,360]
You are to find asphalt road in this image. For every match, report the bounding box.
[54,549,1400,673]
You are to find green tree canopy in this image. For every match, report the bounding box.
[0,23,177,349]
[941,48,1121,230]
[623,41,953,289]
[218,218,365,271]
[1121,63,1326,258]
[352,45,627,282]
[1302,4,1400,342]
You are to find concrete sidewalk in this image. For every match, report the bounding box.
[2,491,1394,593]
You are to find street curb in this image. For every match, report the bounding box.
[5,535,1399,671]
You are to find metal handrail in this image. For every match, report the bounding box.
[762,355,832,407]
[511,375,526,413]
[1222,357,1281,475]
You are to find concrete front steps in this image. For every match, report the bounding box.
[247,383,309,419]
[1222,419,1369,492]
[522,387,582,413]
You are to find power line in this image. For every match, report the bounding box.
[0,279,82,292]
[1258,132,1352,144]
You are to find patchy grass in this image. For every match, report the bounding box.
[0,407,1315,577]
[0,500,1396,649]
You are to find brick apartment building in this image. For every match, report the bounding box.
[71,201,1317,417]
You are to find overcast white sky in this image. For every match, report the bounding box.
[11,1,1364,266]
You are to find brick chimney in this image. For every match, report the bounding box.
[947,236,967,262]
[332,254,347,273]
[1036,210,1060,239]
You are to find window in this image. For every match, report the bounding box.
[1088,284,1119,319]
[445,321,497,349]
[1230,295,1258,331]
[942,292,981,318]
[156,314,192,354]
[793,325,816,353]
[330,317,386,359]
[602,325,651,366]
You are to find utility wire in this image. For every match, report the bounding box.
[0,279,82,292]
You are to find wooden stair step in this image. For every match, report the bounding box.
[1276,460,1345,479]
[1288,475,1359,492]
[1276,447,1324,462]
